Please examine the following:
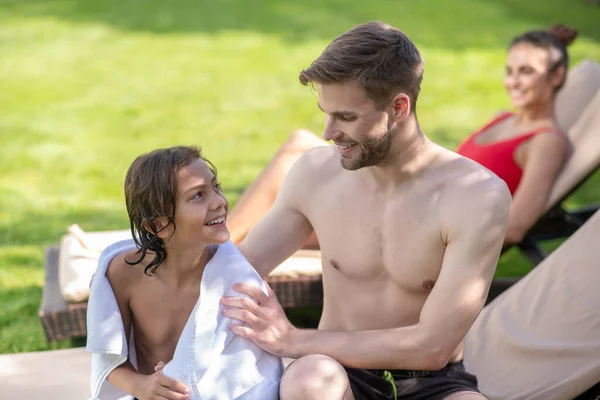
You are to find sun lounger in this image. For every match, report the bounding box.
[464,210,600,400]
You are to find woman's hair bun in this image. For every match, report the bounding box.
[548,24,578,47]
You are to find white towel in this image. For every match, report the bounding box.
[86,239,283,400]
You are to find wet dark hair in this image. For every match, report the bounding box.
[299,21,424,112]
[124,146,217,275]
[510,24,578,90]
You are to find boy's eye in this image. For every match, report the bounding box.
[192,192,203,200]
[214,183,222,192]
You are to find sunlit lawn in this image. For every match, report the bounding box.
[1,0,599,353]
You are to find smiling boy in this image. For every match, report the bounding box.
[104,146,230,399]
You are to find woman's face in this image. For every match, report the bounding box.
[504,43,562,109]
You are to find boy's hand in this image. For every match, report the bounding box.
[133,362,191,400]
[154,361,166,372]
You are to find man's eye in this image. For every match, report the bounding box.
[341,115,356,122]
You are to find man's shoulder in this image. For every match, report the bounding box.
[287,145,340,185]
[438,149,508,193]
[437,150,511,219]
[297,145,337,170]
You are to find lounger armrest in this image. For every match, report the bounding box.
[40,246,69,315]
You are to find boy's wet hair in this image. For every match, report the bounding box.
[124,145,217,275]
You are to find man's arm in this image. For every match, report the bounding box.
[237,149,320,278]
[223,174,511,370]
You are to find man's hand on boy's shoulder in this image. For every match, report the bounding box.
[221,281,299,358]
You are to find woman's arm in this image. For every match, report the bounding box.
[505,132,569,245]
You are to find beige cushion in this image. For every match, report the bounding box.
[547,88,600,209]
[58,229,132,302]
[555,59,600,132]
[464,210,600,400]
[270,249,322,277]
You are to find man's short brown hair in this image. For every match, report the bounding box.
[299,21,424,111]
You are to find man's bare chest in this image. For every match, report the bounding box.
[308,187,446,289]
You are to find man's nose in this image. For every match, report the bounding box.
[322,117,340,142]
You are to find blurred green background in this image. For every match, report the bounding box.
[1,0,599,354]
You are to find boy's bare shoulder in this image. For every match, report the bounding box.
[105,248,149,289]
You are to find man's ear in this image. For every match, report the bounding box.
[143,217,172,239]
[391,93,411,122]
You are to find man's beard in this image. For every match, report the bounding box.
[340,128,394,171]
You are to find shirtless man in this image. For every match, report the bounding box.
[220,21,512,399]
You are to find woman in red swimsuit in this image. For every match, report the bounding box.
[227,24,578,248]
[455,24,576,244]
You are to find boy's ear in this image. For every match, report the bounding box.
[143,217,173,239]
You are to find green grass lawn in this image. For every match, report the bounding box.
[1,0,599,354]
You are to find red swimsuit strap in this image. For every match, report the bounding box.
[466,112,565,148]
